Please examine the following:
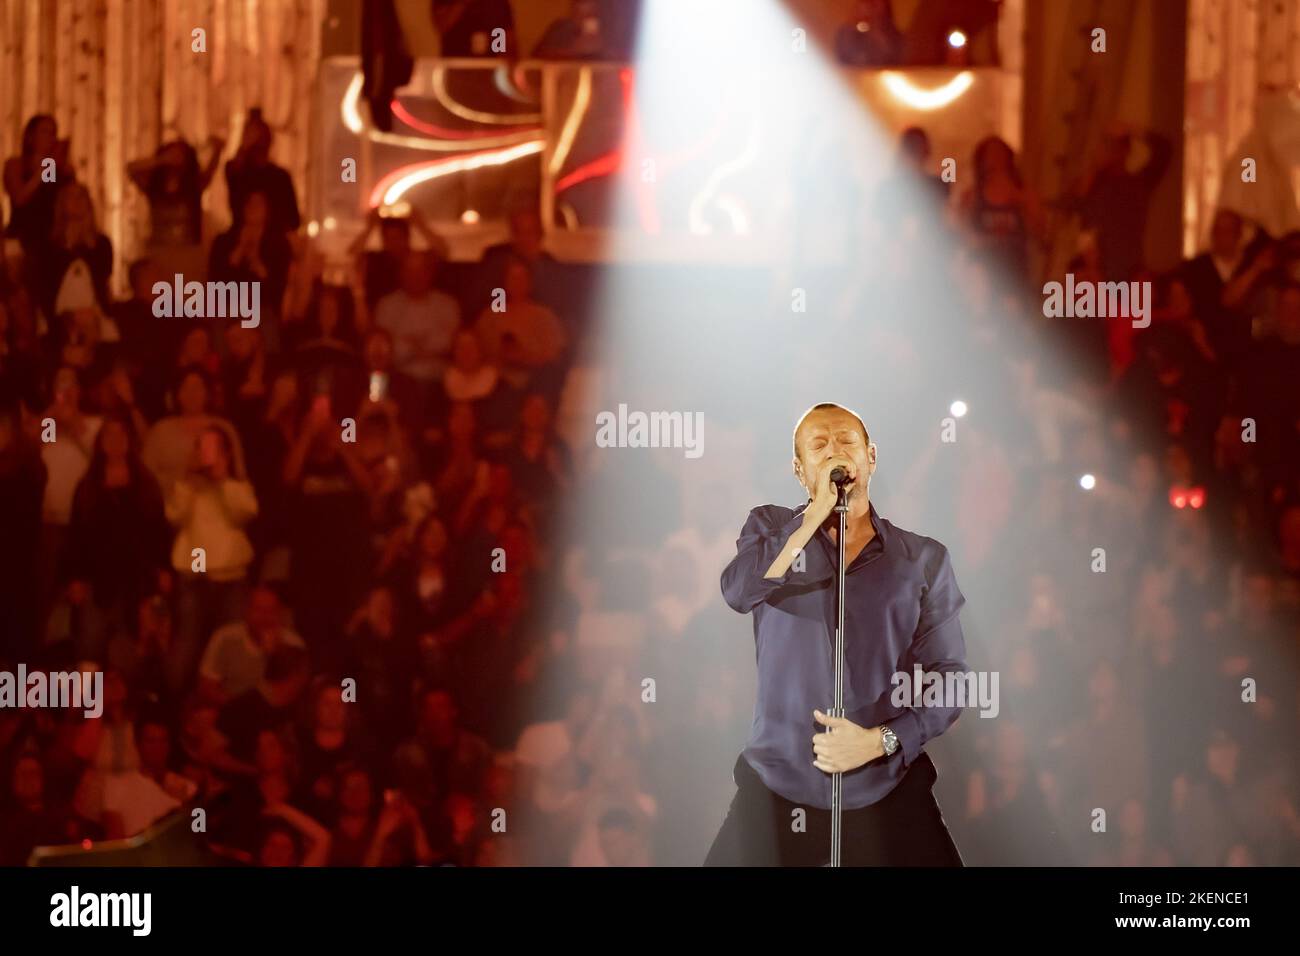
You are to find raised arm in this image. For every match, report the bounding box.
[720,505,835,614]
[200,136,227,190]
[3,157,43,206]
[348,206,382,257]
[263,802,331,867]
[126,154,160,192]
[214,478,259,526]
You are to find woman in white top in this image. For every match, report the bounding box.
[37,365,101,627]
[166,424,259,680]
[142,367,246,498]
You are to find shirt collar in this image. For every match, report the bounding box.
[866,499,889,547]
[797,498,890,548]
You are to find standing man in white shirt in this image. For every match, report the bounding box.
[374,250,461,385]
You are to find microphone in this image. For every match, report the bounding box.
[829,466,852,486]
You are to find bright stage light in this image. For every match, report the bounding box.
[948,30,968,49]
[1079,474,1096,491]
[881,71,974,110]
[534,0,1082,871]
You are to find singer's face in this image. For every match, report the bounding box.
[793,408,875,502]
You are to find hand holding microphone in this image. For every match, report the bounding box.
[810,455,856,522]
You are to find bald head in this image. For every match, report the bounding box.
[793,403,869,463]
[791,402,876,506]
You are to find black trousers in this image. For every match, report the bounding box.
[704,751,964,867]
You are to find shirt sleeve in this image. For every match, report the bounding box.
[216,479,259,525]
[720,506,834,614]
[197,630,226,684]
[889,542,968,768]
[165,478,197,526]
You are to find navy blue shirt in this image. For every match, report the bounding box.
[721,499,968,810]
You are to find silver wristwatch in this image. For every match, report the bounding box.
[880,725,899,756]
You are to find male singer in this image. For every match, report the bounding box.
[705,403,966,866]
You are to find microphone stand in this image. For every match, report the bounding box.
[829,479,849,867]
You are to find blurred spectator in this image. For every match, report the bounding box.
[1171,728,1260,865]
[63,414,170,655]
[0,404,46,658]
[1238,281,1300,473]
[166,425,259,665]
[474,257,568,392]
[142,368,246,497]
[374,251,461,385]
[39,182,114,320]
[392,689,492,827]
[1181,208,1250,365]
[0,754,68,865]
[958,136,1042,281]
[39,367,102,622]
[351,207,448,309]
[360,327,425,431]
[569,755,656,866]
[127,136,225,281]
[1067,124,1172,281]
[835,0,904,67]
[341,586,414,752]
[282,392,374,647]
[224,109,300,236]
[3,114,71,256]
[493,391,570,505]
[432,0,516,57]
[136,718,199,804]
[198,584,305,706]
[113,258,179,419]
[438,328,505,425]
[534,1,619,60]
[875,126,951,229]
[208,190,293,325]
[472,209,562,313]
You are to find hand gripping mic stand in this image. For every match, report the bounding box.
[828,476,850,867]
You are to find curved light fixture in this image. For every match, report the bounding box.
[557,202,580,230]
[390,99,536,139]
[711,195,751,235]
[341,70,537,151]
[495,63,542,106]
[369,140,545,207]
[549,67,593,175]
[432,65,541,125]
[689,107,760,236]
[880,71,973,110]
[342,72,366,133]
